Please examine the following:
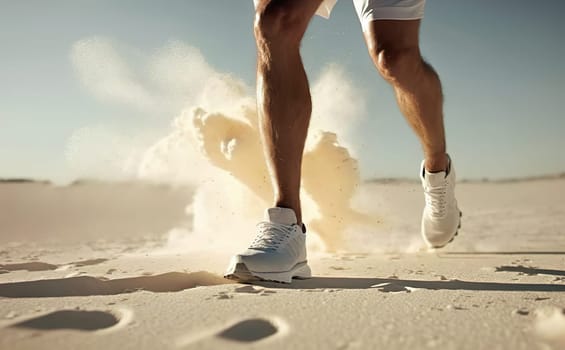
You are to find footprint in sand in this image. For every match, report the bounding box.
[0,259,109,274]
[0,262,58,272]
[217,318,279,342]
[70,258,109,267]
[177,317,287,347]
[10,308,133,332]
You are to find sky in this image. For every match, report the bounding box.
[1,0,564,183]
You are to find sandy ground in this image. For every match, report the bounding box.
[0,178,564,349]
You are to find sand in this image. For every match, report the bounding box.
[0,178,564,349]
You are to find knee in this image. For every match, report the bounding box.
[369,46,423,84]
[254,2,309,45]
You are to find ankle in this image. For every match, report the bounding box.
[273,201,302,225]
[425,153,448,173]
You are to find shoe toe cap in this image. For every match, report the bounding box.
[422,230,456,248]
[422,212,461,248]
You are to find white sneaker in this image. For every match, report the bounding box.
[420,155,462,248]
[224,207,312,283]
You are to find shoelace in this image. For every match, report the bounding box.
[249,222,295,252]
[424,184,448,217]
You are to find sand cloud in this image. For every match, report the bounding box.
[69,36,366,185]
[70,37,252,116]
[71,37,157,112]
[310,63,366,153]
[68,36,379,252]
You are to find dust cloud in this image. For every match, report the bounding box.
[70,36,380,253]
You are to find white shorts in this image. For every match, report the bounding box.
[321,0,425,24]
[253,0,425,29]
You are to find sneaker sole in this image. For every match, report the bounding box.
[431,211,463,249]
[225,261,312,284]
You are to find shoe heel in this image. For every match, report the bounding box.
[293,263,312,280]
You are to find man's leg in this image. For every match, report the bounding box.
[363,20,461,248]
[363,20,447,172]
[223,0,321,283]
[254,0,323,225]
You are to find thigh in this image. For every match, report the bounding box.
[253,0,324,37]
[363,19,421,52]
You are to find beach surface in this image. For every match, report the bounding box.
[1,178,564,349]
